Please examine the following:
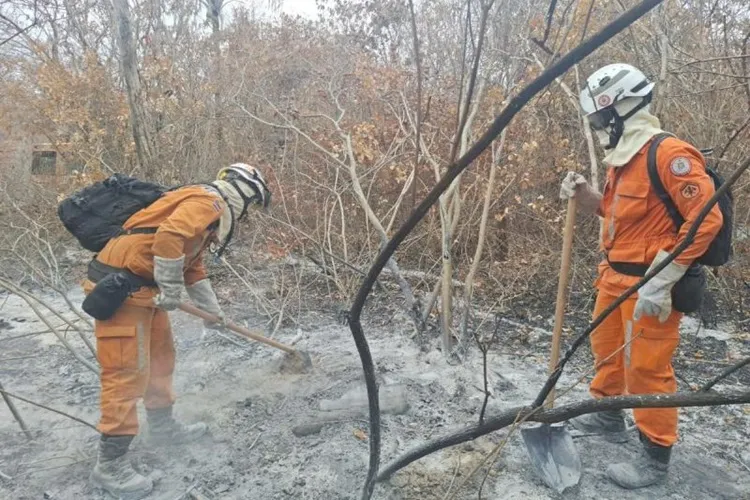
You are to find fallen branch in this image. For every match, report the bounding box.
[0,279,98,373]
[0,322,89,343]
[0,388,98,432]
[346,1,667,497]
[376,390,750,481]
[15,457,92,478]
[446,327,646,499]
[701,356,750,392]
[0,381,32,440]
[21,291,95,357]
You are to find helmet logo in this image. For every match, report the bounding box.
[597,95,612,107]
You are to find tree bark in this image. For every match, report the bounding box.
[207,0,223,149]
[407,0,422,212]
[112,0,154,176]
[459,130,509,342]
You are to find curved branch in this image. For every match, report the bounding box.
[347,1,667,498]
[377,390,750,481]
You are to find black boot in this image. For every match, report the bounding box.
[146,406,207,446]
[90,435,153,500]
[607,431,671,489]
[568,409,629,443]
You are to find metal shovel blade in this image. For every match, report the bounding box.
[521,422,581,494]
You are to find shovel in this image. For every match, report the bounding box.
[179,302,313,373]
[520,196,581,494]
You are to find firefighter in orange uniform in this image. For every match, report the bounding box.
[84,164,271,499]
[559,64,722,488]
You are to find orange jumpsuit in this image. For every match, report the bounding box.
[591,136,722,447]
[83,185,226,436]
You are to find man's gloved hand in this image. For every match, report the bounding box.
[559,171,603,215]
[153,255,186,311]
[633,250,688,323]
[186,279,226,330]
[559,171,588,200]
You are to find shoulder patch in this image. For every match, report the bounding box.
[670,157,691,176]
[680,183,700,199]
[212,199,223,212]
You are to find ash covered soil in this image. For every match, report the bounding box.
[1,281,749,500]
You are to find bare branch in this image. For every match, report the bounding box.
[0,381,32,439]
[0,387,98,432]
[377,389,750,481]
[701,356,750,392]
[0,279,98,373]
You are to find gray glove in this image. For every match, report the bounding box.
[186,279,226,330]
[559,171,588,200]
[559,171,603,215]
[153,255,185,311]
[633,250,688,323]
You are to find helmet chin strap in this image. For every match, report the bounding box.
[605,116,624,150]
[228,179,260,220]
[208,190,235,258]
[602,94,653,150]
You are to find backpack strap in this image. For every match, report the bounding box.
[112,184,188,238]
[118,227,158,236]
[647,133,685,231]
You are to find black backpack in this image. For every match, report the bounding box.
[647,133,733,267]
[58,173,168,252]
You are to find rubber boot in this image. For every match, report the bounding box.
[90,435,153,500]
[607,432,671,489]
[146,406,207,446]
[568,409,629,443]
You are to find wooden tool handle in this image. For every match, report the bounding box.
[546,196,577,407]
[178,302,296,355]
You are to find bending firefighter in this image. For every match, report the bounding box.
[559,64,723,488]
[81,164,271,499]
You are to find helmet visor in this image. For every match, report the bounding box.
[587,108,616,131]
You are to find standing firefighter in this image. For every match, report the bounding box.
[559,64,724,489]
[77,164,271,499]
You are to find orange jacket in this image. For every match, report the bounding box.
[595,136,723,296]
[83,185,226,306]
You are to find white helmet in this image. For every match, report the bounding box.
[580,63,654,116]
[580,64,654,148]
[216,163,271,217]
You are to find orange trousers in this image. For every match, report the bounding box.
[589,289,681,447]
[95,303,176,436]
